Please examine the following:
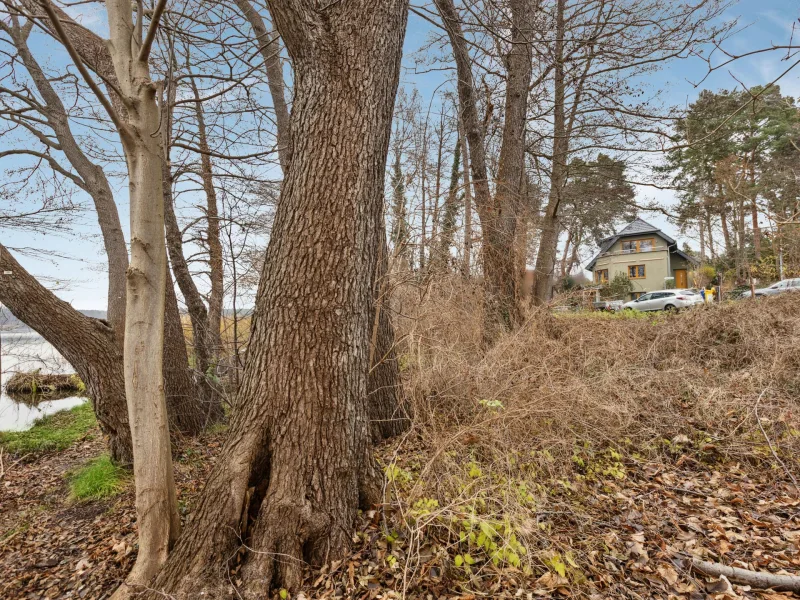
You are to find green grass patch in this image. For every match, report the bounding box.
[0,402,95,455]
[68,454,128,501]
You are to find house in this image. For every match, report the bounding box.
[586,218,698,300]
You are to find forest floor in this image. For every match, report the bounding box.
[1,415,798,599]
[2,294,800,599]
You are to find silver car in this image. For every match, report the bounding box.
[623,289,704,312]
[741,278,800,298]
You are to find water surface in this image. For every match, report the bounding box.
[0,332,86,431]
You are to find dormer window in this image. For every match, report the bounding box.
[622,239,655,253]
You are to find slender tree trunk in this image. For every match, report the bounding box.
[419,134,428,272]
[706,213,716,259]
[749,153,761,261]
[461,121,473,279]
[160,57,222,427]
[437,0,532,338]
[7,14,205,438]
[189,79,224,357]
[430,113,445,259]
[481,0,532,338]
[560,228,573,276]
[432,135,462,272]
[368,221,410,442]
[147,2,409,597]
[0,244,132,463]
[97,0,180,592]
[533,0,567,306]
[737,195,748,282]
[434,0,492,289]
[699,217,707,264]
[233,0,292,172]
[7,21,128,337]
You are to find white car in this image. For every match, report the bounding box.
[740,278,800,299]
[623,289,704,312]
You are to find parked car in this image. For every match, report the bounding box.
[740,278,800,299]
[623,289,704,312]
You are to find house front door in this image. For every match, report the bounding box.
[675,269,687,288]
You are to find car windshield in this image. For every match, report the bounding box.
[637,294,651,301]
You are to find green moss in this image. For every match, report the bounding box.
[0,403,95,455]
[68,454,128,501]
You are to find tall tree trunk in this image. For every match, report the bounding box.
[160,54,222,427]
[87,0,181,591]
[705,213,716,259]
[189,79,224,357]
[533,0,567,306]
[147,2,409,596]
[749,153,761,261]
[699,217,707,264]
[560,227,573,276]
[0,244,132,464]
[567,227,580,274]
[435,0,492,283]
[419,133,428,272]
[719,185,732,255]
[461,120,473,279]
[435,0,532,340]
[482,0,532,338]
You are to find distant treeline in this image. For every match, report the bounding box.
[0,307,253,332]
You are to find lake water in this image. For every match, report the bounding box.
[0,332,86,432]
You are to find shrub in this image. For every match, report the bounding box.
[601,272,633,299]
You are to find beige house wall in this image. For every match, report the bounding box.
[593,237,674,296]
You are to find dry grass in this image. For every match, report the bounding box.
[393,278,800,467]
[375,277,800,592]
[4,371,85,396]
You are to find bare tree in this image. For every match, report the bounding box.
[147,1,410,596]
[435,0,534,342]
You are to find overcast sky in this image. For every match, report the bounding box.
[2,0,798,310]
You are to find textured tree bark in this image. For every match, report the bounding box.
[146,2,409,597]
[483,0,532,337]
[749,154,762,261]
[0,244,132,463]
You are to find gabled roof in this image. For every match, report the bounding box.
[617,217,664,238]
[586,218,695,270]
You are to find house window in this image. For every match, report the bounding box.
[628,265,646,279]
[595,269,608,284]
[622,239,655,253]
